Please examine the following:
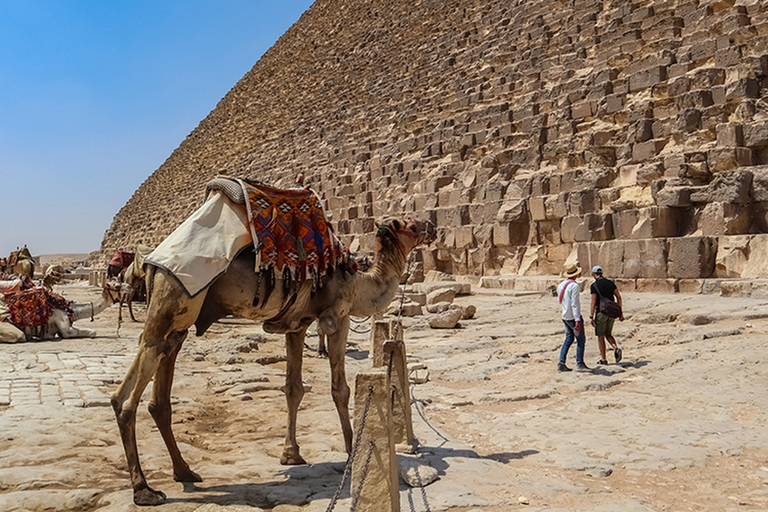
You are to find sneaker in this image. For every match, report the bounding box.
[614,347,623,363]
[597,359,608,365]
[576,363,591,372]
[557,363,572,372]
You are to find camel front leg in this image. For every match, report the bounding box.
[281,328,307,465]
[148,331,201,483]
[111,340,167,505]
[327,315,352,454]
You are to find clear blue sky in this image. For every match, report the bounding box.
[0,1,314,258]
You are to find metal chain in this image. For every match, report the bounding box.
[325,385,375,512]
[350,440,375,511]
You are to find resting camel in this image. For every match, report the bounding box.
[0,282,127,342]
[111,215,435,505]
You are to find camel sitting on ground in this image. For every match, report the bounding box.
[0,281,128,342]
[111,215,435,505]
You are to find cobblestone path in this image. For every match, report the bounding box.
[0,351,130,408]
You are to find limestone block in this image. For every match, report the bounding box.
[698,202,750,236]
[426,288,456,305]
[720,281,752,298]
[743,235,768,279]
[623,239,667,278]
[538,220,561,245]
[630,207,678,239]
[667,236,717,279]
[518,245,546,276]
[744,121,768,148]
[707,147,753,172]
[492,222,528,247]
[715,235,750,278]
[574,213,614,242]
[560,216,582,243]
[614,278,636,292]
[632,139,667,161]
[544,194,568,220]
[498,247,525,276]
[428,308,463,329]
[636,278,677,294]
[496,198,527,223]
[655,186,692,207]
[678,279,704,294]
[450,249,468,275]
[612,209,640,239]
[706,170,752,204]
[716,123,744,147]
[567,189,597,216]
[405,293,427,306]
[454,226,475,249]
[529,196,547,221]
[750,167,768,202]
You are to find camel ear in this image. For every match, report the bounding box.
[390,219,402,231]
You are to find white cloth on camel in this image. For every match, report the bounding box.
[144,191,253,297]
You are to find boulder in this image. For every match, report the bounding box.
[427,288,456,304]
[428,308,463,329]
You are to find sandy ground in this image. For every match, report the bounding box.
[1,280,767,512]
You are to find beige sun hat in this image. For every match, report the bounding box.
[562,263,582,278]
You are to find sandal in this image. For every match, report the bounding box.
[614,347,622,363]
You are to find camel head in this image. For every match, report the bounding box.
[374,216,436,261]
[103,281,132,304]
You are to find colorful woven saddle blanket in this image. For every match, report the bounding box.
[237,179,352,287]
[1,288,72,329]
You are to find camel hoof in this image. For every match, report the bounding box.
[280,449,307,465]
[133,486,166,506]
[174,467,202,483]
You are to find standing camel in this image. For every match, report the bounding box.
[111,213,435,505]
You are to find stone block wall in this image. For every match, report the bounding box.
[100,0,768,281]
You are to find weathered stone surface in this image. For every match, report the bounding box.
[668,237,717,279]
[426,288,456,305]
[98,0,768,282]
[428,308,463,329]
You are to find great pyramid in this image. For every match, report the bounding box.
[100,0,768,289]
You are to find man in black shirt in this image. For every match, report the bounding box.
[589,265,624,365]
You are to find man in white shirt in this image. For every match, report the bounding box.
[556,263,590,372]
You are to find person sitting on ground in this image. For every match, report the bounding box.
[557,263,590,373]
[589,265,624,365]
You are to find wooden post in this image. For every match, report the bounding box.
[352,371,400,512]
[371,320,390,367]
[384,339,414,447]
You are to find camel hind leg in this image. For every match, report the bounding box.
[281,328,308,465]
[147,331,202,483]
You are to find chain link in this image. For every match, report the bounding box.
[325,385,375,512]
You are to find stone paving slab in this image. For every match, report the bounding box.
[0,351,131,408]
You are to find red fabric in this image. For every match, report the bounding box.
[242,180,351,285]
[108,251,135,268]
[3,288,50,328]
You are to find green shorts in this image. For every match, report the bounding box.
[594,312,615,337]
